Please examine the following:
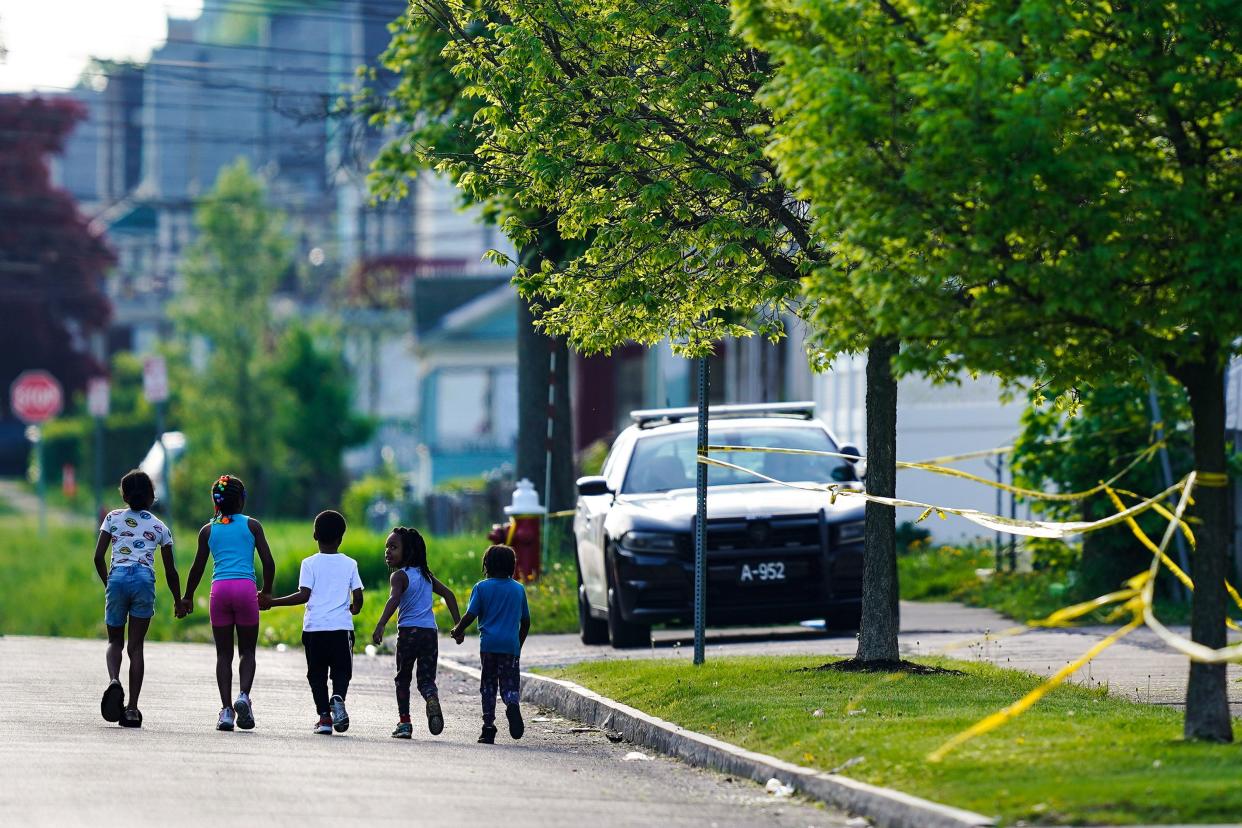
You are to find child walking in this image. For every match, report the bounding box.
[371,527,461,739]
[92,470,184,728]
[450,545,530,744]
[182,474,275,731]
[261,510,363,735]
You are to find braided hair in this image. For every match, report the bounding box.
[394,526,432,583]
[482,544,516,579]
[211,474,246,524]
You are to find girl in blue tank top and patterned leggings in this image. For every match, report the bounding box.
[372,527,461,739]
[183,475,275,732]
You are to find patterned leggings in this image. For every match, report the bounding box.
[395,627,439,716]
[479,652,521,727]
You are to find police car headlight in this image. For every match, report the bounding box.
[620,531,679,553]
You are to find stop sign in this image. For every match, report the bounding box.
[11,371,63,424]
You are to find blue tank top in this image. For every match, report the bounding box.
[398,566,436,629]
[208,515,256,583]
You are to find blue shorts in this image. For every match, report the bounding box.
[105,565,156,627]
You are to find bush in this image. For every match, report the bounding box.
[341,463,405,529]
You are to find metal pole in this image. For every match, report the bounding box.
[93,414,104,522]
[694,355,709,666]
[36,426,46,536]
[157,402,172,525]
[994,455,1004,572]
[1146,374,1192,603]
[542,343,556,564]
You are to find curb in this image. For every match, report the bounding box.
[439,658,994,828]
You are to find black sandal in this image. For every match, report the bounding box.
[120,708,143,728]
[101,681,124,723]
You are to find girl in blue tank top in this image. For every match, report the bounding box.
[182,474,275,732]
[372,527,461,739]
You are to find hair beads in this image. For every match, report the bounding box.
[212,474,246,523]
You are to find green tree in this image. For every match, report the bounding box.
[172,160,293,518]
[273,324,374,514]
[366,6,579,526]
[1013,376,1193,598]
[739,0,1242,739]
[378,0,911,661]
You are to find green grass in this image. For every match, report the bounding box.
[544,656,1242,826]
[898,546,1205,625]
[0,516,576,647]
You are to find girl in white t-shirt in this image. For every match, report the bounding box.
[261,510,362,735]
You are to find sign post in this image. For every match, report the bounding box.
[693,355,709,666]
[87,377,110,522]
[142,356,171,523]
[11,370,64,535]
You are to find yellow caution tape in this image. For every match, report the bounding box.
[706,440,1165,504]
[696,454,1187,539]
[1197,472,1230,487]
[928,615,1145,763]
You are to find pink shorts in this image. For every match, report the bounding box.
[210,579,260,627]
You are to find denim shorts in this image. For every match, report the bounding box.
[104,564,156,627]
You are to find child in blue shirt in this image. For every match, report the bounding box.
[450,544,530,744]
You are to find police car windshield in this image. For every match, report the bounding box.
[621,425,854,494]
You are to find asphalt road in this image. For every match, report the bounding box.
[0,635,847,828]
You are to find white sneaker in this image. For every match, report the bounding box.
[329,694,349,733]
[217,707,235,731]
[233,693,255,730]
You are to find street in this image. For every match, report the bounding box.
[0,635,847,827]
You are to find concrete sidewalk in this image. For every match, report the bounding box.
[455,601,1242,714]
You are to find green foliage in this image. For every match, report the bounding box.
[372,0,833,356]
[167,162,368,518]
[172,160,293,517]
[577,438,610,477]
[738,0,1242,386]
[0,517,577,645]
[272,324,374,513]
[894,520,932,556]
[341,461,405,528]
[548,656,1242,825]
[1013,375,1192,596]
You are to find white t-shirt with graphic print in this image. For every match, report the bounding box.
[101,508,173,570]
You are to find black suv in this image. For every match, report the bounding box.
[573,403,866,647]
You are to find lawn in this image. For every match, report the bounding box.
[545,656,1242,826]
[0,516,576,647]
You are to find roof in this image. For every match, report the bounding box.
[420,282,518,345]
[411,275,511,337]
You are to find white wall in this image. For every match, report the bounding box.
[812,361,1026,542]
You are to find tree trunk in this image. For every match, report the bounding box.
[856,336,900,663]
[1176,357,1233,742]
[517,296,574,502]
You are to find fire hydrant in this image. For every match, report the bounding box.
[487,478,545,582]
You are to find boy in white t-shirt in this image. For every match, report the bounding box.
[261,510,363,735]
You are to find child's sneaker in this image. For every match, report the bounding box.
[425,697,444,735]
[329,695,349,732]
[505,702,525,739]
[101,680,124,723]
[477,724,498,744]
[314,713,333,735]
[233,693,255,730]
[392,721,413,739]
[216,707,235,731]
